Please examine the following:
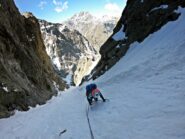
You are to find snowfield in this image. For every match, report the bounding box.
[0,8,185,139]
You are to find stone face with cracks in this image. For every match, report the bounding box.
[0,0,66,118]
[39,20,99,86]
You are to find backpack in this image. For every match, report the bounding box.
[86,83,97,92]
[91,83,97,90]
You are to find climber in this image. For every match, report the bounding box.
[85,83,106,105]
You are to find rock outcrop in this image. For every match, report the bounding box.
[64,12,118,51]
[39,12,118,86]
[39,20,99,86]
[89,0,185,80]
[0,0,66,118]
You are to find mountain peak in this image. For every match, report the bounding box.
[70,11,95,21]
[64,11,118,51]
[77,11,92,17]
[22,12,35,18]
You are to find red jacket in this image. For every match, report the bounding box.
[92,88,100,97]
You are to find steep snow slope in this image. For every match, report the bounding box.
[0,8,185,139]
[90,7,185,139]
[0,88,90,139]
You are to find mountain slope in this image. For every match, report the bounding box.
[90,0,185,80]
[91,7,185,138]
[39,20,99,85]
[0,0,66,118]
[0,7,185,139]
[64,12,118,51]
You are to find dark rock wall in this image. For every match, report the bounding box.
[88,0,185,80]
[0,0,66,118]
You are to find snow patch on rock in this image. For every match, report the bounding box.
[112,25,126,41]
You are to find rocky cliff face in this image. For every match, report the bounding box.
[39,20,99,86]
[89,0,185,80]
[64,12,118,51]
[0,0,66,118]
[39,12,117,86]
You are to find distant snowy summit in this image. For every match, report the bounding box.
[64,11,118,51]
[69,11,96,23]
[69,11,117,23]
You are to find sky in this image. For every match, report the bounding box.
[14,0,127,23]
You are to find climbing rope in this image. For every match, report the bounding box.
[85,104,95,139]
